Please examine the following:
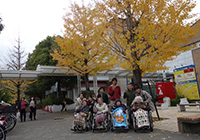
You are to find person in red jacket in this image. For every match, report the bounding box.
[108,78,121,107]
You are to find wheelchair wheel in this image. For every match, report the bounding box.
[0,127,6,140]
[132,115,137,132]
[110,127,114,132]
[92,118,95,132]
[148,112,153,132]
[105,127,108,132]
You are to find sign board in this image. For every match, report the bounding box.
[173,65,200,100]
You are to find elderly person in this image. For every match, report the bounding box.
[134,85,155,112]
[131,96,148,111]
[93,98,108,127]
[73,99,89,130]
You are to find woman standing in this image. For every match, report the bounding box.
[29,97,36,120]
[18,97,28,122]
[108,78,121,107]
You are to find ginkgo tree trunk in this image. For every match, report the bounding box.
[51,2,115,94]
[97,0,199,88]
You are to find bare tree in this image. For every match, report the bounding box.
[5,36,27,102]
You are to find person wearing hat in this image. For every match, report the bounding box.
[108,78,121,107]
[111,99,127,112]
[76,99,89,114]
[73,99,89,130]
[134,85,155,112]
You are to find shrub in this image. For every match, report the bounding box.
[171,95,191,106]
[37,95,74,107]
[42,97,53,106]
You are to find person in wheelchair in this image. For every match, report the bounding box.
[130,96,152,131]
[110,99,129,130]
[72,99,89,131]
[131,96,149,111]
[111,99,127,112]
[93,98,108,129]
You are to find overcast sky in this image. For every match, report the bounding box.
[0,0,199,69]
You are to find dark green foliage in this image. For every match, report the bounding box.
[25,36,58,70]
[25,36,76,101]
[171,95,192,106]
[0,90,12,103]
[36,93,74,108]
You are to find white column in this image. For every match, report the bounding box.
[93,74,98,95]
[77,75,81,94]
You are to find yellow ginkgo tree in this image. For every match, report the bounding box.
[1,80,36,103]
[51,2,115,92]
[97,0,199,87]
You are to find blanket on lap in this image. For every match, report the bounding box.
[134,108,149,128]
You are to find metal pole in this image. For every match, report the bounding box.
[147,80,160,120]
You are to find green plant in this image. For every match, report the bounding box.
[42,97,53,106]
[0,91,12,103]
[37,102,43,109]
[171,95,192,106]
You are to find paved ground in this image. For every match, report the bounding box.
[6,109,200,140]
[152,106,200,132]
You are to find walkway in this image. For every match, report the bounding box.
[6,108,200,140]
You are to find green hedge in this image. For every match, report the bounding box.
[171,95,192,106]
[37,96,74,108]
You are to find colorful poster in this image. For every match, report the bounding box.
[175,81,200,100]
[173,65,200,100]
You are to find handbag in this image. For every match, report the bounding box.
[25,106,31,112]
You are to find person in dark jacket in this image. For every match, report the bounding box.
[123,83,135,125]
[73,100,89,130]
[18,97,29,122]
[97,87,109,104]
[108,78,121,107]
[88,95,96,113]
[76,99,89,115]
[61,100,67,112]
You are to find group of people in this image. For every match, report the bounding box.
[72,78,154,130]
[18,97,37,122]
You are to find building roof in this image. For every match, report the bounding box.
[183,19,200,47]
[0,65,173,81]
